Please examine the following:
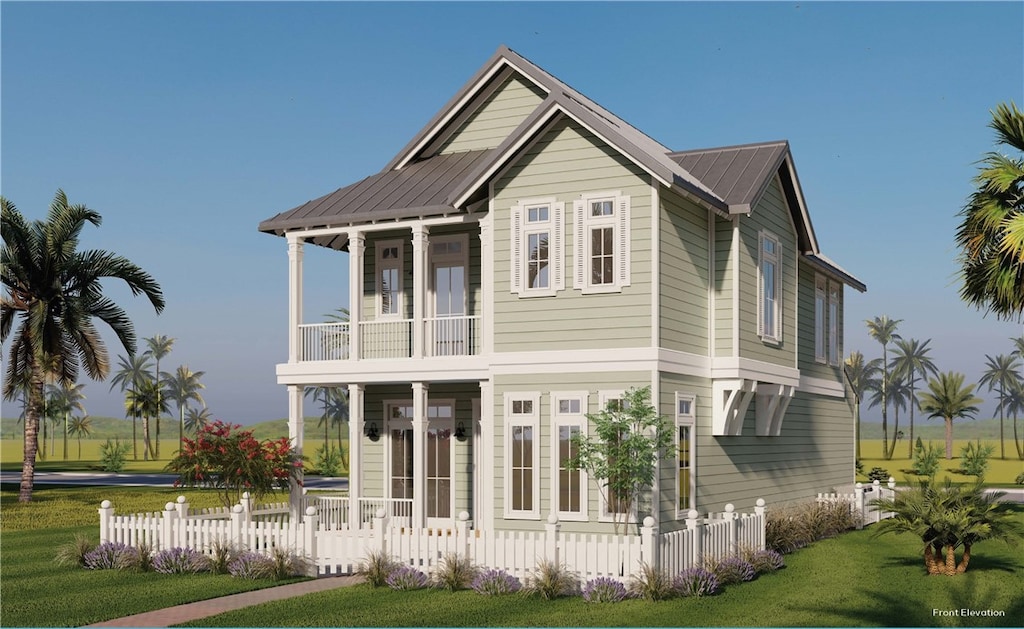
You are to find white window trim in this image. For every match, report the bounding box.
[429,233,470,317]
[828,280,841,367]
[675,393,696,519]
[551,391,589,522]
[814,274,827,364]
[596,389,635,523]
[510,198,563,297]
[757,229,783,345]
[383,399,457,507]
[376,239,404,318]
[574,191,631,294]
[504,391,541,520]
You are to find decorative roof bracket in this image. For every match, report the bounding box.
[712,379,757,436]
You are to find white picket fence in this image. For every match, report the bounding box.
[99,497,767,581]
[816,478,897,529]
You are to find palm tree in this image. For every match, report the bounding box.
[955,102,1024,320]
[891,338,939,459]
[323,387,350,466]
[46,381,86,460]
[164,365,205,452]
[124,375,169,460]
[1,191,164,501]
[868,372,910,460]
[844,351,872,460]
[1003,378,1024,460]
[144,334,174,459]
[979,354,1021,459]
[918,372,984,460]
[866,316,902,459]
[184,406,213,434]
[109,353,153,460]
[68,415,93,459]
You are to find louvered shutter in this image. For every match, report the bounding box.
[553,202,565,291]
[511,205,523,294]
[617,195,631,287]
[756,231,765,337]
[573,199,585,289]
[774,240,783,341]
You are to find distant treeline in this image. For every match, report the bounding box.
[0,416,338,442]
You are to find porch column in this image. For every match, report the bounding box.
[347,383,364,529]
[348,232,364,361]
[478,380,494,531]
[411,225,429,359]
[287,384,305,517]
[412,381,429,528]
[287,236,304,363]
[478,215,493,356]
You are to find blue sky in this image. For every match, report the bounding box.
[2,1,1023,425]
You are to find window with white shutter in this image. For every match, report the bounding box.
[510,198,563,297]
[573,191,631,294]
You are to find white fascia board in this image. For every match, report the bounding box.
[711,356,800,387]
[798,374,846,398]
[288,214,481,241]
[276,357,489,385]
[490,347,659,375]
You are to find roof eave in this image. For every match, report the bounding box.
[803,253,867,293]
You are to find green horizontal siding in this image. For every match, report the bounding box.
[714,218,733,357]
[492,117,652,353]
[439,72,546,154]
[659,187,709,355]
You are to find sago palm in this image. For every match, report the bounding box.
[1,191,164,501]
[978,353,1021,459]
[164,365,205,452]
[917,372,983,460]
[956,102,1024,320]
[866,316,901,459]
[109,353,153,460]
[890,338,938,458]
[144,334,174,458]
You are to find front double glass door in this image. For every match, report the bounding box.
[389,403,454,525]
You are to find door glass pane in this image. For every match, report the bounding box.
[558,425,580,513]
[391,428,413,500]
[427,420,452,519]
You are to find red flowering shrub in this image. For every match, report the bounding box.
[165,420,304,507]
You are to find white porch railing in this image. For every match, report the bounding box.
[359,319,413,359]
[296,315,482,362]
[424,315,480,357]
[313,496,413,530]
[817,478,897,529]
[298,322,350,361]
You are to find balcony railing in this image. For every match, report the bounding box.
[313,496,413,530]
[297,315,481,362]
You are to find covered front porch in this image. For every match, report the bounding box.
[287,380,494,532]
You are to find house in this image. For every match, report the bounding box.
[258,45,866,536]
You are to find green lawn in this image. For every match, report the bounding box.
[857,439,1024,486]
[3,486,1021,628]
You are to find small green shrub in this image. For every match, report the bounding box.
[228,551,274,579]
[867,466,891,483]
[1016,471,1024,485]
[958,441,995,478]
[269,546,310,580]
[431,553,477,591]
[99,439,130,473]
[765,501,860,554]
[359,550,398,587]
[711,556,756,585]
[672,567,720,597]
[135,541,155,572]
[627,562,674,601]
[54,535,96,568]
[911,440,941,477]
[525,560,577,600]
[314,446,344,477]
[855,459,864,475]
[208,540,236,574]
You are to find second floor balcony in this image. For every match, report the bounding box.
[298,315,482,361]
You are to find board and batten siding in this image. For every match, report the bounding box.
[438,72,547,155]
[491,117,652,353]
[737,177,797,367]
[491,371,653,533]
[659,187,709,355]
[796,259,844,381]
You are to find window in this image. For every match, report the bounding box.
[828,282,841,366]
[511,199,563,297]
[574,192,631,294]
[676,394,696,516]
[758,230,782,343]
[552,392,588,521]
[505,392,540,519]
[376,240,403,316]
[814,275,827,363]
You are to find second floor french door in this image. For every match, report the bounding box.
[430,235,468,356]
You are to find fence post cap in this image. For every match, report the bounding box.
[888,476,895,483]
[232,504,244,513]
[242,491,251,499]
[855,482,863,489]
[100,500,112,509]
[687,509,699,520]
[755,498,766,508]
[724,503,735,513]
[642,516,656,528]
[305,506,317,517]
[177,495,187,504]
[872,479,880,487]
[375,507,386,519]
[459,511,470,522]
[165,502,175,511]
[546,513,559,525]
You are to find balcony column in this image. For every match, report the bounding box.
[287,236,304,363]
[347,383,364,529]
[478,379,494,531]
[412,381,429,528]
[287,384,305,517]
[348,232,364,361]
[411,225,429,359]
[478,215,493,356]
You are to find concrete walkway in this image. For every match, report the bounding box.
[83,575,362,627]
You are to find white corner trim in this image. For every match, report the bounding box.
[651,178,660,349]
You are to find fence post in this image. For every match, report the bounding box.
[544,514,560,566]
[723,503,737,555]
[457,511,471,559]
[240,491,254,524]
[303,505,318,577]
[175,495,189,519]
[230,504,245,548]
[640,516,658,571]
[871,480,881,525]
[754,498,766,550]
[99,500,113,543]
[685,509,702,569]
[161,502,177,551]
[854,483,865,529]
[373,508,388,555]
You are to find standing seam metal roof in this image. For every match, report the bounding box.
[668,141,789,209]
